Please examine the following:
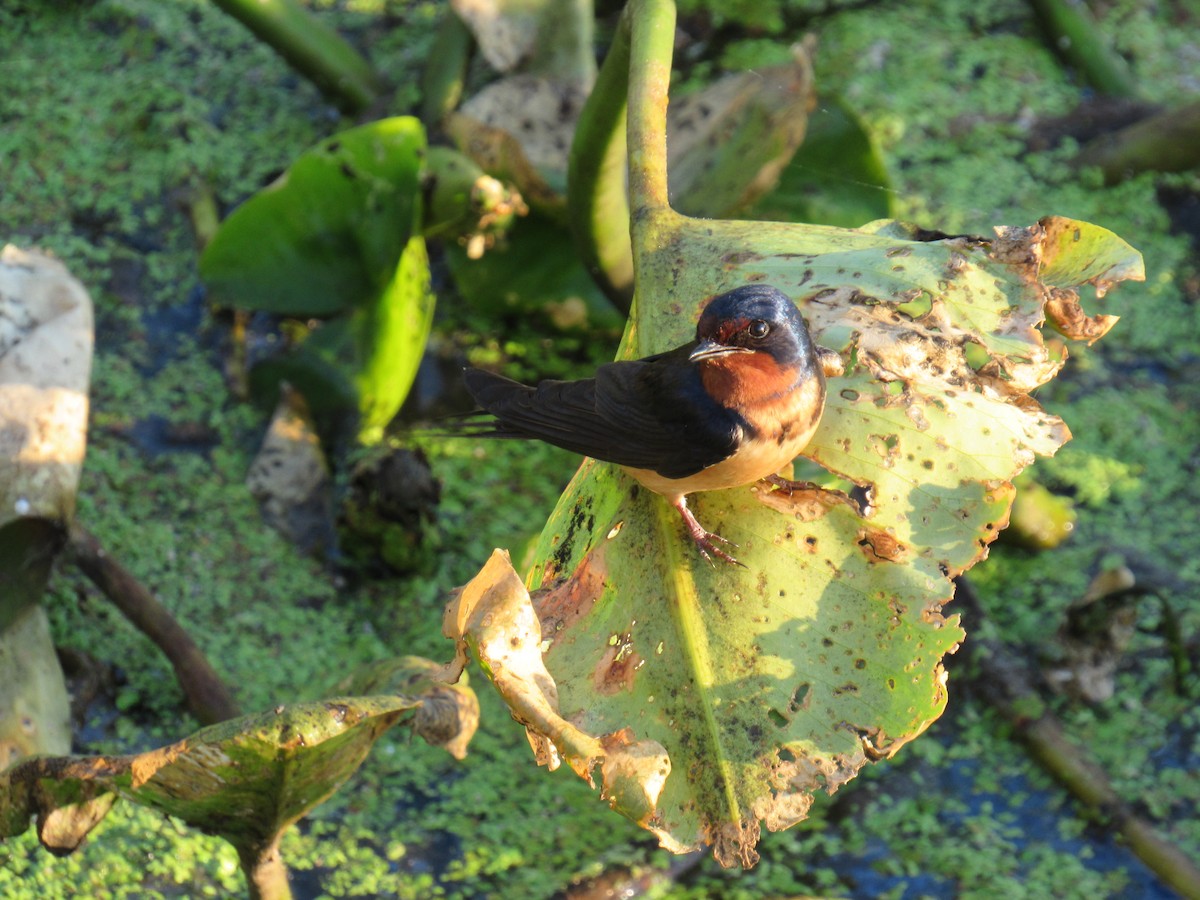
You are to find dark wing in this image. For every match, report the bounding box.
[463,350,745,479]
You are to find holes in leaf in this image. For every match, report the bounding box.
[789,683,811,713]
[964,341,991,371]
[896,291,933,318]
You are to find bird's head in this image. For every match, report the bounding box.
[689,284,815,369]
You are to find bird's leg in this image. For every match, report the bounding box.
[672,496,745,567]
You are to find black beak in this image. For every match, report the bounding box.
[689,340,752,362]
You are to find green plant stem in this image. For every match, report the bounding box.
[419,10,472,125]
[568,4,635,311]
[954,577,1200,900]
[186,180,221,251]
[625,0,675,220]
[239,837,293,900]
[211,0,381,113]
[1076,99,1200,184]
[68,524,241,725]
[625,0,688,360]
[1027,0,1141,98]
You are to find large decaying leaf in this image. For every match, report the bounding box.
[244,237,437,443]
[444,0,1144,867]
[0,659,478,866]
[0,245,94,762]
[448,211,1142,865]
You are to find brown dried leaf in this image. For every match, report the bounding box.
[0,245,93,525]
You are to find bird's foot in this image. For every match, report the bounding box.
[693,530,744,567]
[674,497,745,567]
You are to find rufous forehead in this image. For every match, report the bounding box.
[708,316,750,342]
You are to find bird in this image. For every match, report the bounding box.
[461,284,838,565]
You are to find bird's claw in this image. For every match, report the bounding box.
[691,529,745,567]
[674,497,745,567]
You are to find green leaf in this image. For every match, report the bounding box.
[747,94,893,228]
[354,236,436,443]
[200,117,426,317]
[455,212,1142,867]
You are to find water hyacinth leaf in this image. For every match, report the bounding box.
[0,664,478,873]
[447,0,1145,868]
[459,213,1143,868]
[200,117,426,317]
[747,94,893,228]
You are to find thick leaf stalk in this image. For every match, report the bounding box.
[212,0,381,112]
[568,5,635,309]
[1028,0,1141,99]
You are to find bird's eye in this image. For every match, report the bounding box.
[748,320,770,339]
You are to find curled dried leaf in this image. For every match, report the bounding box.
[446,551,676,834]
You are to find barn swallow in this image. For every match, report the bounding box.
[462,284,839,565]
